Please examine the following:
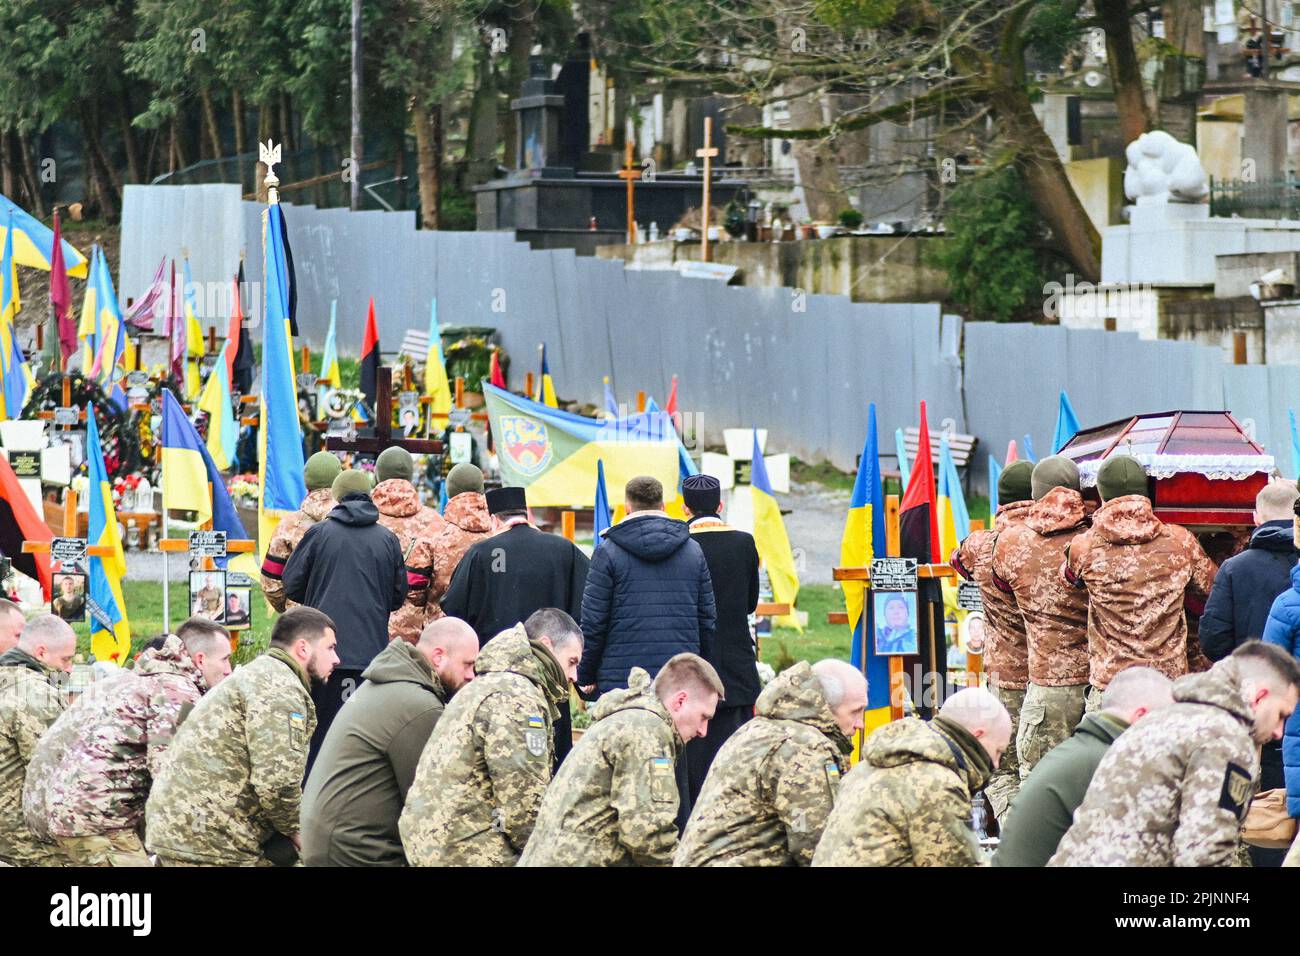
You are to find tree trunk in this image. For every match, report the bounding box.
[991,84,1101,281]
[465,41,500,186]
[200,86,223,162]
[1096,0,1152,146]
[255,104,271,203]
[118,88,142,184]
[80,105,121,220]
[412,102,441,229]
[1157,0,1206,142]
[784,78,848,221]
[172,114,190,171]
[19,136,45,218]
[232,88,247,191]
[279,92,293,153]
[0,130,13,201]
[501,10,535,172]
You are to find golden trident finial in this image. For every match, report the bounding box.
[260,140,283,205]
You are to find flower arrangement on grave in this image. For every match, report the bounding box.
[444,338,507,394]
[111,473,144,511]
[228,474,259,506]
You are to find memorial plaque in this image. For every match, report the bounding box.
[126,371,150,388]
[51,537,87,569]
[869,558,918,591]
[957,581,984,612]
[10,451,40,478]
[188,530,228,559]
[53,407,79,427]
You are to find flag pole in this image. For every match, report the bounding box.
[162,508,170,633]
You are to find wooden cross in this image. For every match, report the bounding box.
[617,139,642,245]
[324,367,443,456]
[158,482,257,637]
[696,117,720,263]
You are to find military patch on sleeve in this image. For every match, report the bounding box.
[524,715,547,758]
[825,761,842,800]
[288,712,307,752]
[649,756,677,804]
[1219,761,1253,821]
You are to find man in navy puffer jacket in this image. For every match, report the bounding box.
[579,476,717,697]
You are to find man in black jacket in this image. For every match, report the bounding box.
[681,473,759,805]
[440,484,589,766]
[1198,479,1299,867]
[283,468,408,772]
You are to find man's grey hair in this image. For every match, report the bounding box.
[812,659,866,709]
[18,614,75,653]
[938,686,1010,733]
[1101,666,1173,715]
[523,607,584,651]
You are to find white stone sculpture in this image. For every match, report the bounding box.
[1123,130,1209,204]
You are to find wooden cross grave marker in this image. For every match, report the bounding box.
[696,116,720,263]
[617,139,642,245]
[324,367,443,457]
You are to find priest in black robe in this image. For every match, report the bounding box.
[441,485,590,766]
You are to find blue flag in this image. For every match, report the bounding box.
[594,459,612,548]
[1022,433,1037,463]
[988,454,1002,523]
[894,427,911,488]
[1290,409,1300,479]
[1052,390,1081,454]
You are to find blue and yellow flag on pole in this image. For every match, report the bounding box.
[937,434,970,558]
[1052,389,1081,454]
[484,383,678,507]
[0,209,33,419]
[841,403,890,735]
[85,404,130,663]
[0,194,87,277]
[751,429,801,631]
[535,343,558,408]
[197,340,238,472]
[594,458,612,548]
[258,202,307,561]
[181,257,203,399]
[425,299,451,429]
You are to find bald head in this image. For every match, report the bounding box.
[1101,666,1173,725]
[18,614,76,674]
[417,617,479,693]
[813,659,869,737]
[1256,479,1300,523]
[939,687,1013,769]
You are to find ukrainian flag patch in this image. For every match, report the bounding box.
[526,715,545,729]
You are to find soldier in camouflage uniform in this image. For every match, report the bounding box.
[519,655,722,867]
[1049,642,1300,867]
[145,608,338,866]
[400,611,582,866]
[991,457,1090,780]
[427,464,491,621]
[24,620,232,866]
[1064,455,1216,700]
[674,659,863,867]
[812,687,1011,867]
[260,452,340,612]
[0,615,76,867]
[950,459,1034,822]
[372,446,446,643]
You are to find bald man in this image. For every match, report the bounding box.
[301,617,479,866]
[813,688,1011,867]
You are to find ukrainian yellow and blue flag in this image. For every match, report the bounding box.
[0,195,88,276]
[197,340,238,471]
[750,428,800,631]
[258,201,307,561]
[425,298,451,428]
[593,459,612,548]
[937,434,970,560]
[0,209,34,419]
[535,343,558,408]
[182,258,203,399]
[85,405,130,663]
[841,403,891,736]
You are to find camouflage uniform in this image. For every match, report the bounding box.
[951,498,1033,820]
[0,647,67,867]
[1049,656,1258,866]
[674,661,852,867]
[399,625,555,866]
[811,715,992,867]
[991,488,1090,779]
[519,667,682,867]
[144,647,315,866]
[373,478,447,643]
[23,635,207,866]
[260,488,335,612]
[1064,495,1216,690]
[427,492,491,621]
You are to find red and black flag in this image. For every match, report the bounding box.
[898,400,947,717]
[899,400,940,563]
[360,297,380,410]
[230,260,255,395]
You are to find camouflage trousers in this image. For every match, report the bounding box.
[155,854,277,868]
[0,826,68,867]
[985,685,1025,824]
[1084,684,1104,716]
[57,830,153,867]
[1017,682,1087,782]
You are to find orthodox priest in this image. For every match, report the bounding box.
[440,485,590,766]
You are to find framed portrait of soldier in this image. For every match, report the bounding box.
[873,591,918,656]
[51,572,87,623]
[225,586,252,631]
[960,611,986,656]
[189,571,227,623]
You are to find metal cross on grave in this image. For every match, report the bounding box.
[617,139,642,245]
[324,367,443,457]
[696,116,720,262]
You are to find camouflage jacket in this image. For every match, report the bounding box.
[951,499,1034,690]
[675,661,852,867]
[1063,495,1217,689]
[991,488,1090,686]
[427,492,491,621]
[260,489,334,612]
[24,635,207,840]
[519,667,683,867]
[812,715,992,867]
[373,479,447,643]
[1048,657,1257,867]
[144,648,315,865]
[0,648,65,842]
[399,625,554,866]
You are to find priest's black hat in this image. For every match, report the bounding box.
[682,474,721,513]
[486,485,528,515]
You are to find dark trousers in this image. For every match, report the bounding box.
[553,699,572,773]
[307,667,364,779]
[685,704,754,807]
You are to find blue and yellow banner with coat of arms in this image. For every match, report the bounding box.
[484,383,680,507]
